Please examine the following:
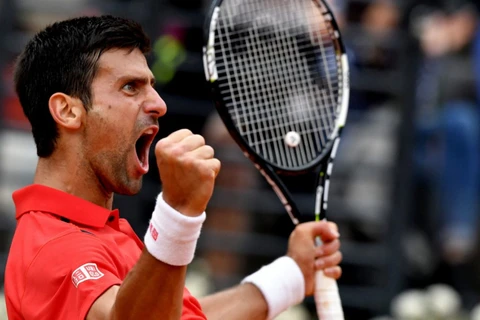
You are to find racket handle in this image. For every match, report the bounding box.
[315,269,344,320]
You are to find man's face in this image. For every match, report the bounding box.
[82,48,166,195]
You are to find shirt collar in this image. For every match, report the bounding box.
[13,184,119,228]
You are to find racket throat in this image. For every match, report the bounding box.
[271,170,323,224]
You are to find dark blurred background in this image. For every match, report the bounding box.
[1,0,480,319]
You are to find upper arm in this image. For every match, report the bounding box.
[22,233,123,320]
[86,285,119,320]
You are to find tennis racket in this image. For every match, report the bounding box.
[203,0,349,319]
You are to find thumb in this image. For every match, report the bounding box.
[310,221,340,242]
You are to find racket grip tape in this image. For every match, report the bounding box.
[315,270,344,320]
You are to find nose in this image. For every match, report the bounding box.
[144,87,167,119]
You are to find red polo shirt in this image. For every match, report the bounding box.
[5,184,207,320]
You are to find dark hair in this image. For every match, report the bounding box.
[14,15,151,157]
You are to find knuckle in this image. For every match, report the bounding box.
[327,253,342,266]
[327,221,337,227]
[313,221,327,233]
[200,145,213,157]
[334,267,342,278]
[208,169,217,180]
[186,155,199,167]
[194,160,212,177]
[200,164,214,180]
[170,144,187,157]
[320,220,331,230]
[205,145,215,156]
[327,222,338,231]
[179,129,193,136]
[330,242,340,254]
[156,139,168,151]
[335,251,343,263]
[213,158,221,171]
[327,239,340,251]
[194,134,206,144]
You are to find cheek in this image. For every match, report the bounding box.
[93,108,119,133]
[85,117,126,156]
[85,106,139,159]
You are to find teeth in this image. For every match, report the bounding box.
[144,129,154,135]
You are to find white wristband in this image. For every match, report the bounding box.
[144,192,206,266]
[241,256,305,319]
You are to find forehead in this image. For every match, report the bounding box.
[95,48,153,80]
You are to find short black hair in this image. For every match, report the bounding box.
[14,15,151,157]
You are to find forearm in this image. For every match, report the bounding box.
[109,192,205,319]
[199,283,268,320]
[199,256,306,320]
[111,249,186,320]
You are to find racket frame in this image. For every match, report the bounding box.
[203,0,350,224]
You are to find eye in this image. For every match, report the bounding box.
[122,82,137,93]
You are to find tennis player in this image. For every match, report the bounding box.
[4,15,343,320]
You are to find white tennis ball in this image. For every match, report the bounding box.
[285,131,301,147]
[425,284,461,317]
[390,289,428,320]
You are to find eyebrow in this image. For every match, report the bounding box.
[117,74,156,87]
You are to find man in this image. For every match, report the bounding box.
[4,15,343,319]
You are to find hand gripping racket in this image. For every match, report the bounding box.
[203,0,349,318]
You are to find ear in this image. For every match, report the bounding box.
[48,93,85,130]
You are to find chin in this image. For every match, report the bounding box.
[115,179,143,196]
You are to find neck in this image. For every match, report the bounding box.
[34,155,114,209]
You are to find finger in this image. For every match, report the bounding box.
[315,251,342,269]
[205,158,221,177]
[180,134,206,151]
[199,158,222,178]
[156,129,193,152]
[309,221,340,242]
[322,266,342,280]
[166,129,194,143]
[315,239,340,257]
[190,145,215,159]
[327,222,339,233]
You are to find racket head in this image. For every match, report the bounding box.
[203,0,350,175]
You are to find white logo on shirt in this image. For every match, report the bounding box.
[71,263,105,288]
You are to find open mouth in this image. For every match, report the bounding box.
[135,127,158,171]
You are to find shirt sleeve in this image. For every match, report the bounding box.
[21,232,122,320]
[182,288,207,320]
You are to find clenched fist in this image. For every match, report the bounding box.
[155,129,221,217]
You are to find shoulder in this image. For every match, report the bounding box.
[7,212,116,286]
[19,224,122,318]
[8,211,104,267]
[6,214,118,318]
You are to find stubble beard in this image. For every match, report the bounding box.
[95,147,143,196]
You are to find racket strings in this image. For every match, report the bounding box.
[251,12,317,166]
[215,0,342,169]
